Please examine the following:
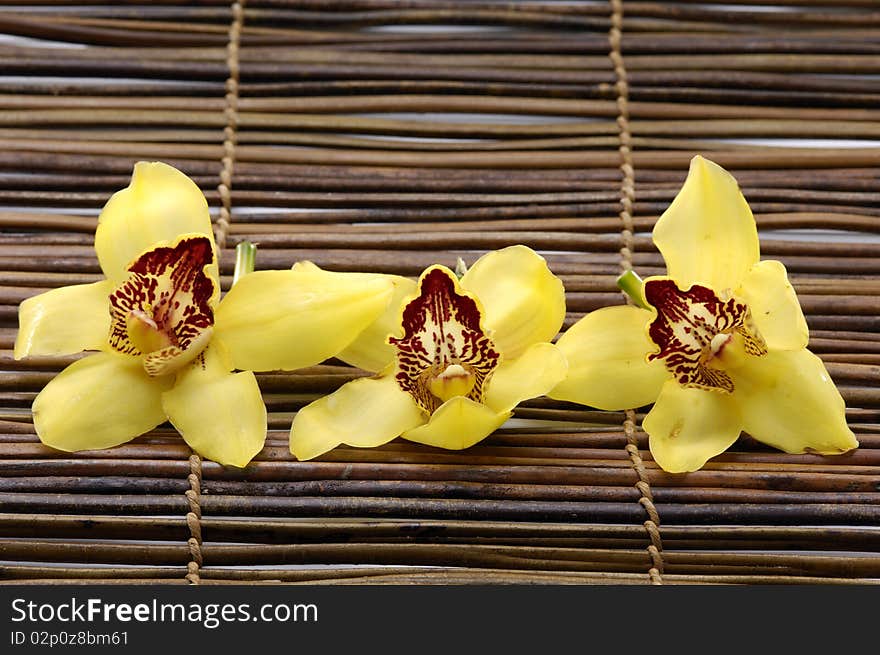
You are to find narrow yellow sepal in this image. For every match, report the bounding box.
[14,280,113,360]
[288,262,418,373]
[549,304,668,411]
[214,269,395,372]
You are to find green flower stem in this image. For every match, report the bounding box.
[616,269,649,309]
[232,241,256,287]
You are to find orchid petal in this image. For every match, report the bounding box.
[337,275,417,372]
[549,305,669,411]
[643,276,763,394]
[652,155,759,292]
[389,266,500,414]
[289,264,419,373]
[643,380,743,473]
[459,245,565,359]
[108,235,218,377]
[289,373,425,461]
[401,396,509,450]
[95,162,216,284]
[214,269,394,372]
[14,280,113,359]
[737,260,809,351]
[162,342,266,468]
[732,349,857,455]
[484,342,568,414]
[32,352,170,452]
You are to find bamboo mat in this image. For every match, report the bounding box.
[1,1,879,585]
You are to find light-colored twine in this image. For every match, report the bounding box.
[185,0,246,585]
[214,0,245,250]
[184,453,204,584]
[609,0,664,585]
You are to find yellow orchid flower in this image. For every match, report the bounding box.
[14,162,395,468]
[289,245,569,460]
[549,155,858,473]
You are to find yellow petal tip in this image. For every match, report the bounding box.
[95,162,214,282]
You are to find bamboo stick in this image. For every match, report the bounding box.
[4,476,876,508]
[1,458,874,494]
[7,168,879,198]
[0,111,622,137]
[0,13,230,47]
[47,8,609,31]
[0,565,188,581]
[630,87,880,108]
[0,540,191,565]
[4,538,877,577]
[623,3,880,29]
[4,515,879,551]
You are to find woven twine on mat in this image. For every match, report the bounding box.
[609,0,665,585]
[185,454,204,584]
[213,0,245,251]
[185,0,246,585]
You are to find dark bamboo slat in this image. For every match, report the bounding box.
[2,457,878,495]
[4,136,880,169]
[4,514,879,554]
[7,168,880,198]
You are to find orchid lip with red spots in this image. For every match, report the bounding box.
[644,278,767,393]
[390,266,500,414]
[109,235,217,377]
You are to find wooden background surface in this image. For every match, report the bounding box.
[0,1,879,584]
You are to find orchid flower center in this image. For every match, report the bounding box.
[428,363,477,403]
[389,267,500,414]
[108,236,216,377]
[644,279,767,393]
